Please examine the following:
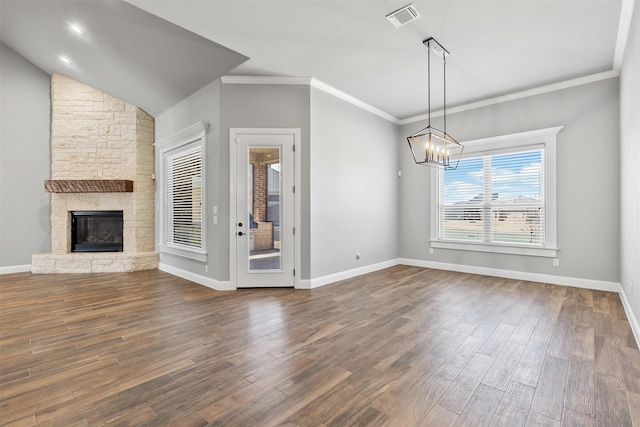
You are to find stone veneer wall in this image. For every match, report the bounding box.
[31,73,158,273]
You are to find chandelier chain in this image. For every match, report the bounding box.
[443,53,447,138]
[427,41,431,127]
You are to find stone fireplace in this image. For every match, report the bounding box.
[31,73,159,273]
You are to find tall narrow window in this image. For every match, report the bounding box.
[431,126,561,257]
[165,146,203,248]
[157,122,207,261]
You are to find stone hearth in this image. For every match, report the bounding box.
[31,74,158,273]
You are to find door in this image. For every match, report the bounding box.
[232,129,297,288]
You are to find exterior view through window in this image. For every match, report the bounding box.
[439,149,544,246]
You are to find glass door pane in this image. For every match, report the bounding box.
[248,146,281,271]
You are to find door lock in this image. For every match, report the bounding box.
[237,231,244,236]
[238,222,243,227]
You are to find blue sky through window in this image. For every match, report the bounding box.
[443,150,542,205]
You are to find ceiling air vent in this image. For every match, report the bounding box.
[386,4,421,28]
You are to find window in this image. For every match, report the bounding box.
[431,127,562,257]
[165,147,202,247]
[157,122,207,261]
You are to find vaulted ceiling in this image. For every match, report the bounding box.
[1,0,633,120]
[0,0,248,116]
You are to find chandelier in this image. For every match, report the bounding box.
[407,38,463,169]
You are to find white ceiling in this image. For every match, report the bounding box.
[1,0,632,120]
[0,0,248,116]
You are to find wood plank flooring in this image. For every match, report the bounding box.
[1,266,639,426]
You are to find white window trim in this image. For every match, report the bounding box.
[155,121,209,262]
[430,126,562,258]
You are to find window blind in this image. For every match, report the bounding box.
[165,146,203,249]
[439,148,545,246]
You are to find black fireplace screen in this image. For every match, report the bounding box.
[71,211,123,252]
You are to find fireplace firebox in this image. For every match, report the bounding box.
[71,211,123,252]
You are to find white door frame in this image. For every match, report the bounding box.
[230,128,301,289]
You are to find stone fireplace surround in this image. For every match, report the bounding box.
[31,74,158,273]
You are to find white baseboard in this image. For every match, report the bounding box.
[0,264,31,275]
[399,258,621,293]
[308,259,400,289]
[619,287,640,348]
[159,263,233,291]
[296,279,312,289]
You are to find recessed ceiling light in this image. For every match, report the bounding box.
[69,23,84,36]
[59,56,72,65]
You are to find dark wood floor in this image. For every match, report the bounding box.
[1,266,639,426]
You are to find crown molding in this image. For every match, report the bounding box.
[220,75,401,124]
[220,75,312,86]
[398,70,620,125]
[308,78,400,124]
[222,66,620,128]
[613,0,636,72]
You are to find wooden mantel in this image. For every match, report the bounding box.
[44,180,134,193]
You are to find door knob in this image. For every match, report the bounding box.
[238,231,244,236]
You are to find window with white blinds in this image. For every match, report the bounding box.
[438,149,544,246]
[430,126,561,258]
[156,122,207,261]
[165,146,203,249]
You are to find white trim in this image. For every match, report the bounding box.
[296,279,313,290]
[309,78,400,124]
[460,126,564,149]
[221,75,401,124]
[431,126,561,257]
[308,259,400,289]
[156,121,208,262]
[221,75,312,86]
[159,263,234,291]
[399,70,619,125]
[154,121,209,149]
[293,130,302,291]
[619,287,640,348]
[613,0,637,72]
[399,258,620,293]
[158,244,207,262]
[430,241,558,258]
[222,70,623,128]
[0,264,31,275]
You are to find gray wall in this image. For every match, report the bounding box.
[156,81,311,281]
[220,83,311,279]
[0,44,51,268]
[620,3,640,322]
[155,79,222,279]
[399,78,620,283]
[310,88,399,279]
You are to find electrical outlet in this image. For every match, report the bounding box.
[631,282,634,295]
[552,258,559,267]
[429,248,434,255]
[205,265,208,273]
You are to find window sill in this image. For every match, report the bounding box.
[159,244,208,262]
[430,240,558,258]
